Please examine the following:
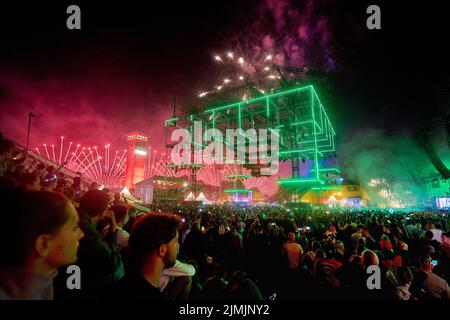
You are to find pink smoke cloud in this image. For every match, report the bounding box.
[0,71,171,153]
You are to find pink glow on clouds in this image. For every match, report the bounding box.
[0,72,171,153]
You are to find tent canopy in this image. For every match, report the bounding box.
[185,192,195,201]
[196,192,209,203]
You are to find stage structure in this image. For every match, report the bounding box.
[124,132,149,189]
[165,84,338,194]
[223,173,253,203]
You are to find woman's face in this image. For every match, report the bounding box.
[46,202,84,268]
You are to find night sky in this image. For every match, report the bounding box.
[0,1,449,176]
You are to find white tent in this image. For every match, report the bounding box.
[196,192,209,203]
[326,194,338,204]
[185,192,195,201]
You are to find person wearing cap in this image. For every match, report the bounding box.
[112,214,180,300]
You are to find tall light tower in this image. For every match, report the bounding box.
[125,131,149,190]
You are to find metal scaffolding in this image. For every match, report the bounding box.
[165,84,338,191]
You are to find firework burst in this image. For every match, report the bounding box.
[35,137,127,187]
[35,137,272,192]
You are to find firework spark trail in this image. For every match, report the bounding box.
[93,147,103,183]
[154,157,166,177]
[104,146,108,171]
[106,150,119,186]
[51,145,56,163]
[44,144,50,160]
[109,160,122,185]
[88,149,101,183]
[161,154,168,177]
[112,153,126,185]
[97,148,105,183]
[150,150,157,177]
[109,161,120,185]
[112,157,127,186]
[167,155,175,177]
[67,161,86,177]
[150,150,156,177]
[84,155,100,182]
[164,154,171,177]
[212,166,219,185]
[150,158,160,177]
[166,155,173,177]
[155,153,164,176]
[59,137,64,164]
[202,50,278,99]
[105,144,109,170]
[35,139,269,191]
[68,147,84,172]
[64,142,73,163]
[71,152,94,180]
[110,150,127,185]
[84,148,100,181]
[199,166,209,184]
[204,166,216,186]
[35,138,132,187]
[145,146,152,177]
[106,145,110,171]
[68,144,81,164]
[111,151,124,185]
[96,156,104,185]
[205,0,338,99]
[77,150,92,173]
[104,150,113,184]
[214,166,221,185]
[85,149,95,178]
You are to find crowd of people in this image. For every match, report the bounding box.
[1,133,449,300]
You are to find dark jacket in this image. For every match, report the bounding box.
[55,209,124,299]
[110,270,163,300]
